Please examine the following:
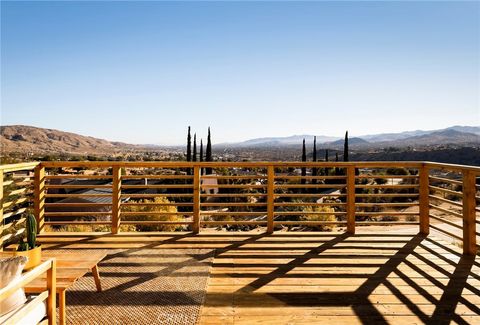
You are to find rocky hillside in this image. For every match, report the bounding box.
[0,125,138,155]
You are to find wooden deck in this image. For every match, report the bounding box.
[37,229,480,325]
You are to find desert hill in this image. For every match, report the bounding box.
[0,125,139,155]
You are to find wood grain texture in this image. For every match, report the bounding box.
[111,166,121,234]
[346,166,356,234]
[193,166,201,234]
[29,230,480,325]
[34,165,45,232]
[462,171,476,255]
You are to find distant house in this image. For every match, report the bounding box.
[201,175,219,195]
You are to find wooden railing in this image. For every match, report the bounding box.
[1,161,479,255]
[0,162,39,249]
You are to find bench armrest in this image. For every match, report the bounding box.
[0,259,56,325]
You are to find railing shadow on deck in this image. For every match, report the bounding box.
[38,231,479,324]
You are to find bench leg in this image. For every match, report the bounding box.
[59,290,66,325]
[92,265,102,292]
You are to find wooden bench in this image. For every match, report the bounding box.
[1,251,106,325]
[0,259,56,325]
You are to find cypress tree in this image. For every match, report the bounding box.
[206,127,212,161]
[199,139,204,175]
[344,131,349,162]
[206,127,212,174]
[186,126,192,162]
[312,136,317,185]
[193,133,197,162]
[324,149,329,176]
[301,138,306,185]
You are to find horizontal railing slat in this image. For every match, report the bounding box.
[429,204,463,219]
[0,160,477,255]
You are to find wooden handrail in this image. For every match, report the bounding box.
[39,161,424,168]
[0,162,39,173]
[424,161,480,173]
[1,160,478,256]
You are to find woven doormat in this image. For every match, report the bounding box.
[59,248,214,325]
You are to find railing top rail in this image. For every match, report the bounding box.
[0,161,478,172]
[424,161,480,173]
[39,161,425,168]
[0,162,40,173]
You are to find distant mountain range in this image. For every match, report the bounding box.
[223,126,480,148]
[228,135,339,147]
[359,126,480,143]
[0,124,479,156]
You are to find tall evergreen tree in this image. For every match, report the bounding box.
[343,131,349,162]
[193,133,197,162]
[301,138,306,185]
[199,139,204,175]
[206,127,212,174]
[312,136,317,185]
[186,126,192,162]
[324,149,329,176]
[206,127,212,161]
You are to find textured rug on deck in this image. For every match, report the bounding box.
[57,248,215,325]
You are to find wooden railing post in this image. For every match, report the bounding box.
[462,170,476,255]
[419,165,430,235]
[192,166,201,234]
[47,259,57,325]
[267,166,275,234]
[111,166,121,234]
[34,165,45,233]
[346,166,356,234]
[0,170,3,250]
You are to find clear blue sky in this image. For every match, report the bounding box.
[1,1,479,145]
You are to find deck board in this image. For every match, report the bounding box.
[37,229,480,324]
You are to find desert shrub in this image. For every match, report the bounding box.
[445,194,462,202]
[359,178,369,185]
[405,215,418,222]
[122,197,183,231]
[302,206,337,231]
[380,215,399,222]
[386,168,409,176]
[374,178,388,185]
[452,184,463,192]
